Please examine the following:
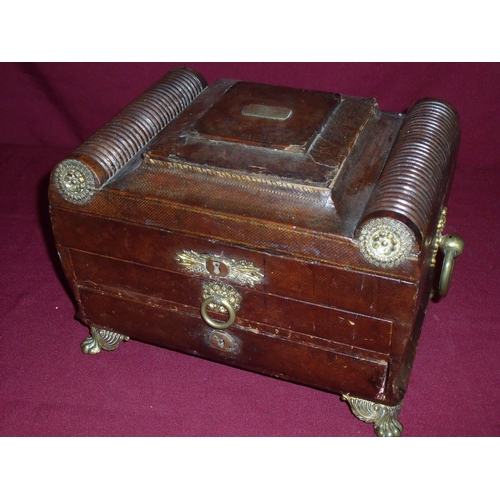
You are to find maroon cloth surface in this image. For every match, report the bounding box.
[1,62,499,437]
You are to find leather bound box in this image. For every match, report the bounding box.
[48,67,464,436]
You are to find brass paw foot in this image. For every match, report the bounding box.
[81,327,129,354]
[342,394,403,437]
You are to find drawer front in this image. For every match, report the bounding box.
[52,208,417,322]
[78,287,389,400]
[70,249,395,355]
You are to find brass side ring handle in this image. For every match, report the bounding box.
[201,296,236,329]
[438,234,465,298]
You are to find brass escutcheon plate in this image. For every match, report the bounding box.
[176,250,264,286]
[208,330,240,353]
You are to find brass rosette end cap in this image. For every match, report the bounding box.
[358,217,415,268]
[53,159,96,205]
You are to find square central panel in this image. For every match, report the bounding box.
[194,81,341,153]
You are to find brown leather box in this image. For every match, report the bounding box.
[48,67,464,436]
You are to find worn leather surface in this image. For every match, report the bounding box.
[1,62,499,436]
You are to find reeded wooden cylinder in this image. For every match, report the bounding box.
[359,98,460,244]
[52,67,207,204]
[356,98,460,267]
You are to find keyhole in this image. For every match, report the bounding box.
[212,261,221,275]
[206,258,229,277]
[209,332,237,352]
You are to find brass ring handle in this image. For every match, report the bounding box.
[438,234,465,298]
[200,296,236,329]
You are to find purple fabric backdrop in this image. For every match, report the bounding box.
[1,62,499,437]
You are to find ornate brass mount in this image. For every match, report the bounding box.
[431,208,465,299]
[201,282,241,330]
[431,208,448,267]
[358,218,415,268]
[342,394,403,437]
[81,327,129,354]
[53,159,96,205]
[176,250,264,287]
